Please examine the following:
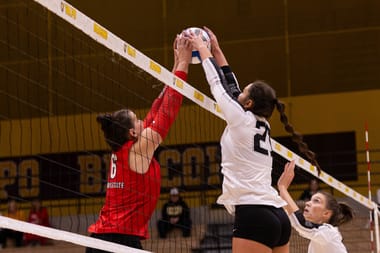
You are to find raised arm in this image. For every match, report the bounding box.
[277,160,299,214]
[144,37,183,128]
[129,36,191,174]
[203,26,228,67]
[278,161,332,241]
[204,26,241,99]
[186,32,245,126]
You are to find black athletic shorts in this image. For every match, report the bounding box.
[233,205,291,249]
[86,233,142,253]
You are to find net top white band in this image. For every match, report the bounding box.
[0,216,150,253]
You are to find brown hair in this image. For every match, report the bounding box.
[248,80,321,173]
[319,191,354,226]
[97,109,133,151]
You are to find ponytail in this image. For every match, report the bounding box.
[97,109,132,151]
[334,202,354,226]
[246,81,322,174]
[275,100,322,174]
[321,191,354,226]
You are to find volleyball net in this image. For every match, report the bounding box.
[0,0,379,252]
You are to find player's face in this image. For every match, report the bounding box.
[170,194,179,202]
[128,111,143,136]
[237,83,253,109]
[303,193,331,224]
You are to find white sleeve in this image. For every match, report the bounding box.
[289,212,331,245]
[202,58,246,127]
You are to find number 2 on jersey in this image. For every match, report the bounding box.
[254,121,270,156]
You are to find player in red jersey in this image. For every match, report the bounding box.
[86,36,192,252]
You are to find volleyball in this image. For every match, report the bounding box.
[181,27,211,64]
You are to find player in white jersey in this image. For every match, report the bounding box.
[278,161,353,253]
[187,27,322,253]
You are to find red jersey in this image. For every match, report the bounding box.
[88,140,161,239]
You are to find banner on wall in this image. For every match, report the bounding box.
[0,143,222,201]
[0,132,358,201]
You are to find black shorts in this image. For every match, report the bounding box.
[86,233,142,252]
[233,205,291,248]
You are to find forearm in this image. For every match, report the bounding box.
[144,65,187,128]
[149,71,185,139]
[198,46,213,62]
[212,46,228,67]
[202,58,245,126]
[221,66,241,99]
[211,45,240,97]
[175,61,189,75]
[278,187,300,214]
[144,90,166,128]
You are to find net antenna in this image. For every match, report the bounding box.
[365,122,380,252]
[1,0,378,252]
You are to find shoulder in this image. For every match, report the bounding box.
[315,223,342,241]
[319,223,340,233]
[234,110,257,125]
[114,140,133,154]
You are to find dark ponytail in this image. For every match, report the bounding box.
[97,109,133,151]
[321,191,354,226]
[247,81,321,174]
[275,100,322,174]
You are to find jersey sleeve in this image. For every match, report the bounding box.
[143,87,167,128]
[221,65,241,99]
[148,71,185,139]
[202,58,246,127]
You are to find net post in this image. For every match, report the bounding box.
[374,208,380,253]
[365,122,375,253]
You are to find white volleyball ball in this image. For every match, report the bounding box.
[180,27,211,64]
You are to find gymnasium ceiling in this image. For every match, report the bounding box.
[66,0,380,95]
[1,0,380,119]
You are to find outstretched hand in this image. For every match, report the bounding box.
[185,30,213,61]
[176,35,192,64]
[203,26,219,53]
[277,160,296,190]
[172,34,192,73]
[172,36,179,72]
[203,26,228,66]
[277,160,300,214]
[186,30,207,51]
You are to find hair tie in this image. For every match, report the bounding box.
[104,113,112,120]
[102,113,113,127]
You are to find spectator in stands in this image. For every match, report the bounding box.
[299,178,321,201]
[278,160,353,253]
[0,199,26,248]
[157,187,192,238]
[86,36,191,252]
[24,198,51,246]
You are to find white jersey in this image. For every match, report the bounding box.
[289,212,348,253]
[202,58,286,215]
